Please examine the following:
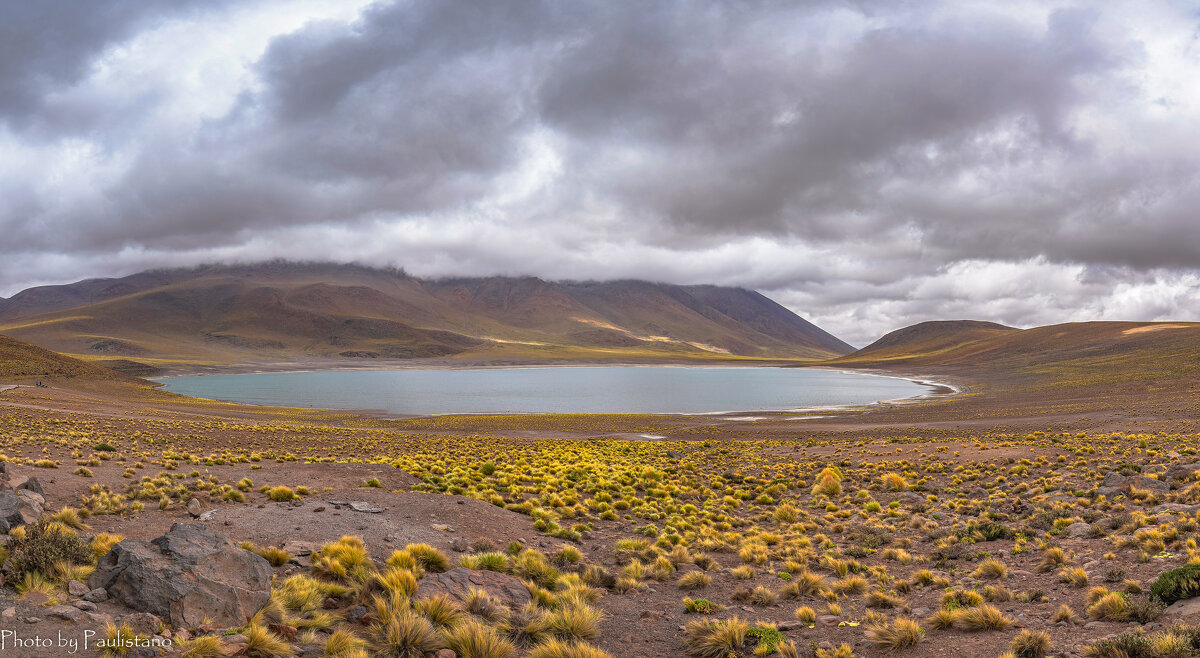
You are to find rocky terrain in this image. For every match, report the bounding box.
[3,322,1200,657]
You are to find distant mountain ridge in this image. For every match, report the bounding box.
[0,262,850,370]
[831,319,1200,389]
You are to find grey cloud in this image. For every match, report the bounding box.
[2,0,1200,344]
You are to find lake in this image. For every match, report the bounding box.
[156,366,938,415]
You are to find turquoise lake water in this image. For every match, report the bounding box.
[156,366,937,415]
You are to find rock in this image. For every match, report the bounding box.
[1157,503,1200,513]
[640,610,663,620]
[128,648,159,658]
[1066,522,1092,538]
[1102,472,1129,488]
[198,510,217,522]
[86,612,114,625]
[123,612,164,637]
[415,567,532,609]
[1096,486,1123,498]
[1166,598,1200,616]
[911,607,931,617]
[817,615,841,626]
[45,605,84,622]
[90,523,272,628]
[0,608,13,620]
[1131,476,1170,494]
[431,523,452,532]
[282,540,318,557]
[220,642,248,657]
[187,499,203,518]
[297,645,323,658]
[10,475,44,496]
[436,650,458,658]
[73,600,97,611]
[0,490,43,532]
[347,606,368,624]
[67,579,90,596]
[328,500,385,513]
[1165,463,1200,481]
[84,588,109,603]
[23,617,40,624]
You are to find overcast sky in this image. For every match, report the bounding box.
[2,1,1199,345]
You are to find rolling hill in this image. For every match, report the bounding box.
[0,262,850,371]
[0,334,143,383]
[832,320,1200,389]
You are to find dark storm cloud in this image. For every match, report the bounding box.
[0,1,240,131]
[2,0,1200,344]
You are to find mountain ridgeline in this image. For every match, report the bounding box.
[0,263,851,371]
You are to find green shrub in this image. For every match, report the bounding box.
[1151,564,1200,604]
[3,520,92,580]
[746,625,784,654]
[1082,631,1152,658]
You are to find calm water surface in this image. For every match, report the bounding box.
[157,366,937,415]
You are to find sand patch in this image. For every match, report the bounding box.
[1123,323,1193,335]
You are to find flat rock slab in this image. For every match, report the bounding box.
[1167,598,1200,616]
[415,567,531,609]
[328,501,385,513]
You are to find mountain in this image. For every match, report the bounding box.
[0,262,850,371]
[830,320,1019,366]
[831,320,1200,388]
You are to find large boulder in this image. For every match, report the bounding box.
[1130,476,1170,495]
[89,523,272,628]
[0,490,43,533]
[415,567,531,609]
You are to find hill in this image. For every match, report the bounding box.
[830,320,1019,365]
[0,334,144,383]
[0,262,850,371]
[832,320,1200,389]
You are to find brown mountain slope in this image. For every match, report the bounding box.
[0,334,144,383]
[831,320,1200,389]
[0,262,849,370]
[829,320,1018,365]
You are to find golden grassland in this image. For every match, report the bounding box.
[7,393,1200,656]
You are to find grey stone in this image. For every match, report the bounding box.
[89,523,272,628]
[83,588,109,603]
[1165,463,1200,481]
[122,613,164,637]
[1066,522,1092,538]
[10,475,43,496]
[72,600,96,611]
[1158,503,1200,513]
[1166,598,1200,616]
[0,490,43,532]
[187,499,203,518]
[68,579,90,596]
[45,605,84,622]
[1102,472,1129,488]
[1131,476,1170,494]
[415,567,531,609]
